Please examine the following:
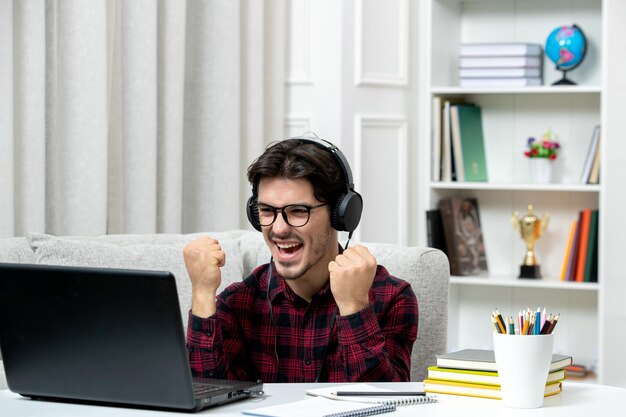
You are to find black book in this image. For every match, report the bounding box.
[426,209,448,256]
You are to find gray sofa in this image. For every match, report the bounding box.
[0,230,449,389]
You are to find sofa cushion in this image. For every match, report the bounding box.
[27,233,245,329]
[237,231,270,276]
[0,237,36,264]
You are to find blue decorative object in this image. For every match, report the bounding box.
[545,24,587,85]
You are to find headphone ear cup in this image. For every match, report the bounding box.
[246,196,262,231]
[332,191,363,232]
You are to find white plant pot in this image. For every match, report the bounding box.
[529,158,553,183]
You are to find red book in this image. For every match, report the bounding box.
[575,209,592,282]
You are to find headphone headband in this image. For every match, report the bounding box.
[246,134,363,233]
[288,134,355,191]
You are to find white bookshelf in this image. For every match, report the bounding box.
[417,0,625,384]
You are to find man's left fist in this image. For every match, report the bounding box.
[328,245,377,316]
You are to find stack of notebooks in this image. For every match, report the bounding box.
[459,43,543,87]
[424,349,572,400]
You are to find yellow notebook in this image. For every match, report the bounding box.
[427,366,565,387]
[423,379,562,400]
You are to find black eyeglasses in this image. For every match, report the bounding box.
[253,203,328,227]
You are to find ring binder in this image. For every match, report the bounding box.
[323,403,396,417]
[373,395,437,406]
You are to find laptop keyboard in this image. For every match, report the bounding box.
[193,382,228,398]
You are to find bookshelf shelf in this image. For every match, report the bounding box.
[450,276,599,291]
[431,86,602,95]
[430,182,601,193]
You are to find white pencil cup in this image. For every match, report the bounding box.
[493,333,554,408]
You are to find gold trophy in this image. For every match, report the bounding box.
[511,204,549,279]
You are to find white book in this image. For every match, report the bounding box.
[459,67,542,78]
[432,96,442,181]
[441,100,453,182]
[588,129,602,184]
[580,125,601,183]
[459,77,542,87]
[460,56,542,68]
[461,42,542,57]
[449,105,465,182]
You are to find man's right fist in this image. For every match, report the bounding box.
[183,237,225,317]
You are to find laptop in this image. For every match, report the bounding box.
[0,263,263,412]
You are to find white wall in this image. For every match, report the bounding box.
[285,0,420,245]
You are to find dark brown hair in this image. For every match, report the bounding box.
[247,139,345,206]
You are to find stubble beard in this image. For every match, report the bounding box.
[272,227,334,281]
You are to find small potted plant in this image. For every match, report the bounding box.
[524,130,561,183]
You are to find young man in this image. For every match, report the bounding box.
[183,136,418,383]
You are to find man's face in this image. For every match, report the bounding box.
[257,177,336,281]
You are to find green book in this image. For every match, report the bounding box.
[583,210,599,282]
[455,105,488,182]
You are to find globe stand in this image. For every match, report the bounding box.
[552,70,576,86]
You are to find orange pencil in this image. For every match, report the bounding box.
[521,317,529,335]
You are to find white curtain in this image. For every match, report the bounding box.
[0,0,286,237]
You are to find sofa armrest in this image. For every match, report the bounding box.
[359,243,449,382]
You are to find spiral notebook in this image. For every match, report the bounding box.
[242,396,395,417]
[306,383,438,406]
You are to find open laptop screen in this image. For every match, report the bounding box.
[0,263,261,411]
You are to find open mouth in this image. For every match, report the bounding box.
[275,242,303,260]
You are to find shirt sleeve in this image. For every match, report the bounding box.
[186,308,253,381]
[335,283,418,382]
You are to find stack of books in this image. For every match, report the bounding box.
[424,349,571,400]
[459,43,543,87]
[430,98,488,183]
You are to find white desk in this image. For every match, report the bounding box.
[0,382,622,416]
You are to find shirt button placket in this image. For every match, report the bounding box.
[304,308,314,377]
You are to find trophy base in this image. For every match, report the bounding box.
[519,265,541,279]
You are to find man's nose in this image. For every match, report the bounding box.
[271,209,291,232]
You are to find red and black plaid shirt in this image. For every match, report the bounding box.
[187,263,418,383]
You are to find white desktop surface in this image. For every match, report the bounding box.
[0,381,622,416]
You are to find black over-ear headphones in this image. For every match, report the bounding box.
[246,134,363,233]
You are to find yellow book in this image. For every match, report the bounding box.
[560,220,577,281]
[427,366,565,387]
[423,379,562,400]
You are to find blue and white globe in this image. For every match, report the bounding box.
[545,24,587,85]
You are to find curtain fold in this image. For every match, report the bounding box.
[47,0,109,235]
[0,0,286,238]
[0,0,15,236]
[182,0,242,233]
[13,0,46,236]
[157,0,186,233]
[119,0,158,233]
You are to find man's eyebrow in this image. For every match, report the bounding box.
[256,201,316,207]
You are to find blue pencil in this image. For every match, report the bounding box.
[534,307,541,335]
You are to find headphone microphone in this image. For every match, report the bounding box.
[246,134,363,234]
